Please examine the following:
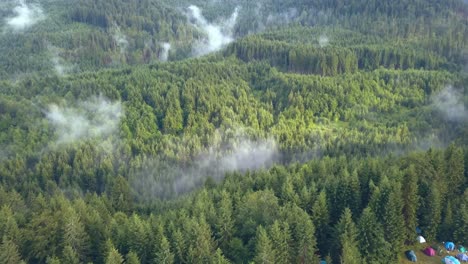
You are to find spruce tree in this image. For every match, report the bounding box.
[334,208,362,264]
[383,184,405,260]
[0,237,23,264]
[254,226,274,264]
[269,221,292,263]
[358,207,391,263]
[453,190,468,245]
[402,165,419,244]
[312,190,331,255]
[105,246,124,264]
[126,251,140,264]
[62,246,80,264]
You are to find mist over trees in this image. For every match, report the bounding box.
[0,0,467,263]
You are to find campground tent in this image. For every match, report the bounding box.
[457,254,468,262]
[417,235,426,243]
[459,246,467,254]
[416,227,422,234]
[424,247,436,256]
[405,250,417,262]
[443,256,461,264]
[446,242,456,251]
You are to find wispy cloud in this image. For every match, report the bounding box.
[131,129,279,199]
[45,96,123,145]
[187,5,239,56]
[432,85,467,122]
[48,45,73,76]
[5,0,44,31]
[319,35,329,48]
[111,24,129,54]
[159,42,171,62]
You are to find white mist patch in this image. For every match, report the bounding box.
[191,137,277,176]
[48,45,73,76]
[319,35,329,48]
[5,0,44,31]
[187,5,239,56]
[433,86,467,122]
[266,8,298,26]
[111,25,128,54]
[46,96,123,145]
[132,132,279,199]
[159,42,171,61]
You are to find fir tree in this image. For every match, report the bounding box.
[334,208,362,264]
[254,226,274,264]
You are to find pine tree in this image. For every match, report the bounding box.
[295,216,318,264]
[444,144,465,196]
[312,190,331,255]
[0,236,23,264]
[153,223,174,264]
[0,205,18,238]
[126,251,140,264]
[169,227,186,263]
[439,200,455,241]
[420,183,442,241]
[211,248,231,264]
[163,87,183,134]
[215,191,234,250]
[62,245,80,264]
[358,207,391,263]
[402,165,419,244]
[269,221,292,263]
[383,184,405,260]
[254,226,274,264]
[127,214,150,263]
[111,176,133,213]
[187,216,215,263]
[45,256,60,264]
[63,208,89,262]
[453,190,468,245]
[105,246,124,264]
[334,208,362,264]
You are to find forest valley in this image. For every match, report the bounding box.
[0,0,467,263]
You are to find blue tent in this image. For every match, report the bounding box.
[457,254,468,262]
[405,250,417,262]
[416,227,422,234]
[443,256,461,264]
[445,242,456,251]
[319,261,327,264]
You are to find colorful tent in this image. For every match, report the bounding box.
[443,256,461,264]
[424,247,436,256]
[416,226,422,234]
[457,254,468,262]
[405,250,417,262]
[445,242,456,251]
[417,235,426,243]
[459,245,467,254]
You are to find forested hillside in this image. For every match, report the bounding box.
[0,0,467,263]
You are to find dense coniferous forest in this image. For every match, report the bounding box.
[0,0,467,263]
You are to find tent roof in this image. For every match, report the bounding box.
[444,256,461,264]
[405,250,417,262]
[446,242,456,250]
[424,247,436,256]
[459,246,467,253]
[456,254,468,262]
